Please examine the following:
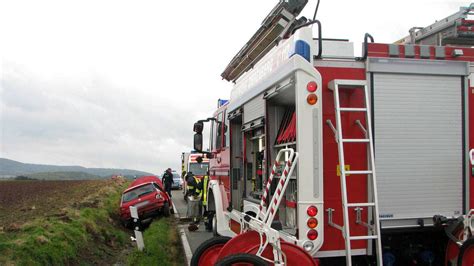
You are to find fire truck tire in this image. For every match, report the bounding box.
[162,202,170,217]
[212,214,218,236]
[204,211,216,233]
[215,253,267,266]
[191,236,231,266]
[458,238,474,266]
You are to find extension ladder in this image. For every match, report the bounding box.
[327,79,383,266]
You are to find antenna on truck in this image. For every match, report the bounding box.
[221,0,309,82]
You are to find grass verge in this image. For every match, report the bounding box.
[127,218,184,266]
[0,179,129,265]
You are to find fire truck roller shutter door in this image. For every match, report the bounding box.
[243,96,265,126]
[371,62,466,227]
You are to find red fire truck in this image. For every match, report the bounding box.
[191,1,474,265]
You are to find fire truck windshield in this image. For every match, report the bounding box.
[189,163,209,176]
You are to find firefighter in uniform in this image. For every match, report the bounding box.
[201,173,212,232]
[201,174,209,211]
[186,172,202,231]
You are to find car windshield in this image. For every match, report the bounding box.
[122,183,155,203]
[173,174,181,180]
[189,163,208,176]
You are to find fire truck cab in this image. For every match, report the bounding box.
[191,1,474,265]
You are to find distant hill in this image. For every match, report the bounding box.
[19,171,102,180]
[0,158,153,178]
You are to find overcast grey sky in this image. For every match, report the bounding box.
[0,0,468,174]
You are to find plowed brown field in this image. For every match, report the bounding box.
[0,180,105,226]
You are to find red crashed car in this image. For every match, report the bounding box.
[119,176,173,227]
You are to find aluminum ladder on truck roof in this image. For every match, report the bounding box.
[221,0,308,82]
[327,80,383,266]
[396,3,474,46]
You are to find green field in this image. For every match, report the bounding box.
[127,218,184,266]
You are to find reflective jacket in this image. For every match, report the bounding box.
[202,175,209,206]
[187,176,202,196]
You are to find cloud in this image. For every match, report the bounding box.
[0,61,219,173]
[0,0,468,173]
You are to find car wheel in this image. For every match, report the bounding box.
[163,202,171,217]
[121,220,131,229]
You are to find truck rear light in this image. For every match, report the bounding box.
[307,229,318,240]
[307,81,318,92]
[307,218,318,228]
[307,94,318,105]
[307,206,318,216]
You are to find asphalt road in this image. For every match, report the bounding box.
[171,189,213,253]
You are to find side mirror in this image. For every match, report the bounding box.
[194,122,204,133]
[194,133,203,152]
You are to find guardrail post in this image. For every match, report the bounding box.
[129,206,145,251]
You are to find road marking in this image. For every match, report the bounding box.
[179,226,193,266]
[172,201,193,265]
[172,201,180,219]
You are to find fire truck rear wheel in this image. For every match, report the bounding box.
[204,211,214,232]
[215,253,267,266]
[191,236,231,266]
[212,214,218,236]
[458,238,474,266]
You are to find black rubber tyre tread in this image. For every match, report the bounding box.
[162,202,170,217]
[191,236,231,266]
[216,253,268,266]
[458,237,474,266]
[205,211,215,232]
[212,215,219,236]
